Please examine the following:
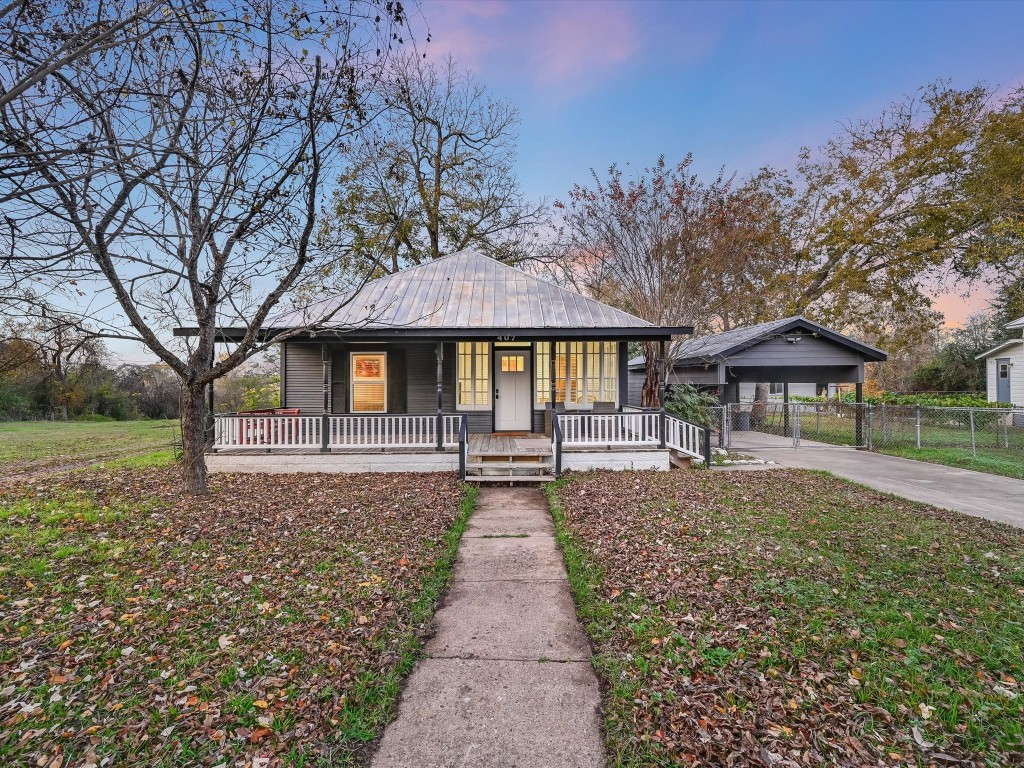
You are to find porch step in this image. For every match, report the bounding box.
[466,461,551,470]
[468,449,552,457]
[465,475,556,484]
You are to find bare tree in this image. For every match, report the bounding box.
[328,51,545,280]
[554,155,776,407]
[0,0,410,493]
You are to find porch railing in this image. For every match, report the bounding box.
[212,413,460,450]
[327,414,460,449]
[558,411,662,446]
[213,414,322,449]
[552,411,710,468]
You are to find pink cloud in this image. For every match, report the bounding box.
[531,3,641,86]
[416,0,644,97]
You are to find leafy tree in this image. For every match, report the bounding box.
[554,155,777,406]
[328,52,545,280]
[990,276,1024,342]
[911,313,996,393]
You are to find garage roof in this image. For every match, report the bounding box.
[628,316,887,368]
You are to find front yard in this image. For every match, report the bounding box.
[549,469,1024,766]
[0,468,472,767]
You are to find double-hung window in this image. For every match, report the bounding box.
[351,353,386,412]
[534,342,618,408]
[457,342,491,410]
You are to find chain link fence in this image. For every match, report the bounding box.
[715,403,1024,459]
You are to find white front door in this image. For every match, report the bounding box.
[494,350,531,431]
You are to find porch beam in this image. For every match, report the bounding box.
[549,340,557,429]
[783,382,790,436]
[321,343,330,453]
[658,339,667,448]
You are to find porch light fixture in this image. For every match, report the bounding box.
[784,335,802,344]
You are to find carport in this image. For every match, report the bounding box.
[627,316,888,446]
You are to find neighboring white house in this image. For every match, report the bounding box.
[977,316,1024,406]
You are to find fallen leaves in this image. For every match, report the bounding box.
[552,468,1024,767]
[0,467,465,766]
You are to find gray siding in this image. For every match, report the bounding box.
[405,343,455,413]
[727,335,861,367]
[283,343,326,413]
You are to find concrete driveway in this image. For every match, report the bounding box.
[736,447,1024,529]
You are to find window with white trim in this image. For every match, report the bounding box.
[351,353,386,412]
[457,342,491,410]
[534,342,618,408]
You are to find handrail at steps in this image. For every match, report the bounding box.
[551,412,563,477]
[662,413,712,467]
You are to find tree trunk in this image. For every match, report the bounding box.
[641,341,660,408]
[179,384,209,494]
[751,381,769,430]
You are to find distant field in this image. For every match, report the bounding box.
[0,420,178,475]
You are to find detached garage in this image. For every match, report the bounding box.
[628,315,888,406]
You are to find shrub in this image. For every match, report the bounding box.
[664,383,721,426]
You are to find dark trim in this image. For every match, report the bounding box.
[279,344,287,406]
[174,325,693,342]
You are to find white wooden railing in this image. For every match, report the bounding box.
[558,411,661,446]
[211,414,460,450]
[552,411,708,469]
[663,414,706,461]
[328,414,460,449]
[213,415,322,449]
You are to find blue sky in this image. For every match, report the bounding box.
[422,0,1024,325]
[108,0,1024,363]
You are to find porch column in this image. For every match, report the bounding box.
[435,342,444,451]
[549,340,557,435]
[783,382,790,436]
[855,381,864,448]
[658,339,667,448]
[321,343,330,453]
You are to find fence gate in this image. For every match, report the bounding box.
[719,402,871,450]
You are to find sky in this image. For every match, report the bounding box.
[414,0,1024,325]
[107,0,1024,363]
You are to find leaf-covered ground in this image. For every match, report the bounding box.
[0,468,471,767]
[548,469,1024,767]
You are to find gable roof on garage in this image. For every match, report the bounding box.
[627,315,887,369]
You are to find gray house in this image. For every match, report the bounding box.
[199,251,709,479]
[627,315,888,406]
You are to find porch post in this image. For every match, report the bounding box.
[435,342,444,451]
[658,339,667,448]
[855,381,864,448]
[783,382,790,436]
[321,343,330,453]
[549,340,556,434]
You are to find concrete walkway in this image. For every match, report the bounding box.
[738,446,1024,529]
[370,487,605,768]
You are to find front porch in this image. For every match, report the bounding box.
[205,411,709,478]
